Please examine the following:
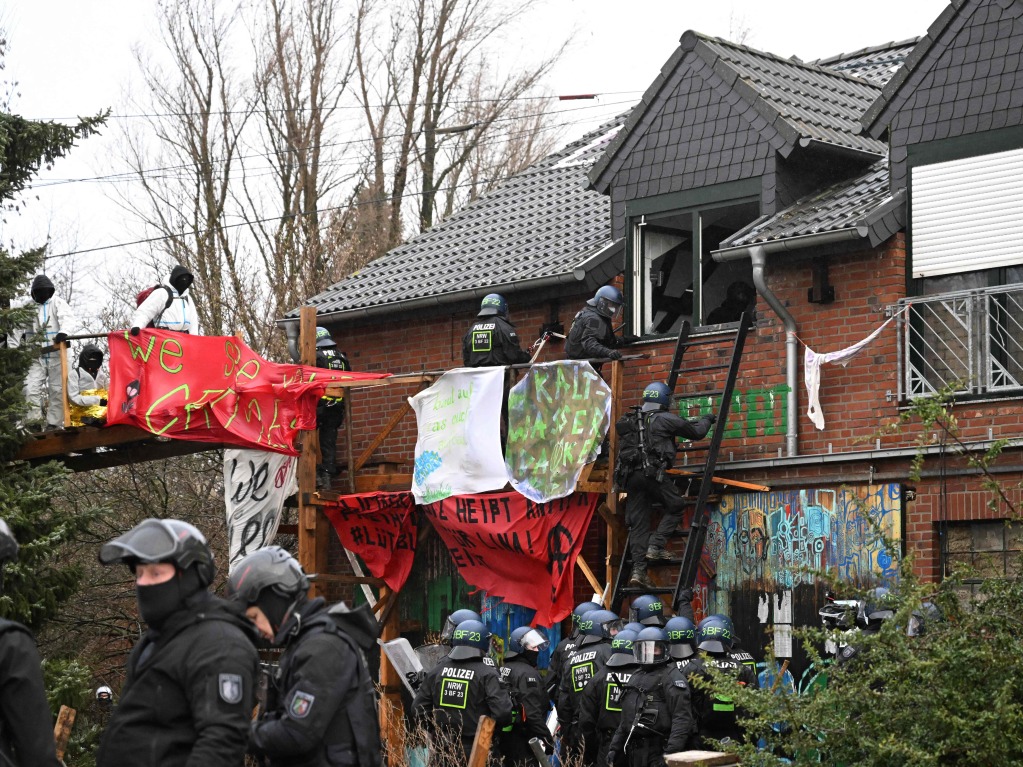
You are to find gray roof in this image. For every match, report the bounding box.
[810,38,920,86]
[717,159,905,252]
[289,117,625,321]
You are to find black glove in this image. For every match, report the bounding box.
[53,332,68,344]
[606,749,618,766]
[608,350,623,361]
[130,326,141,336]
[99,398,108,407]
[704,413,717,425]
[621,334,641,344]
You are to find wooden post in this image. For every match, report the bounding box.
[606,359,625,597]
[59,342,71,428]
[468,715,496,767]
[377,585,405,766]
[53,705,76,761]
[344,388,356,493]
[297,307,330,595]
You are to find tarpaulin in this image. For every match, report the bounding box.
[224,448,297,570]
[505,361,611,502]
[106,329,388,454]
[322,493,418,592]
[423,492,599,627]
[409,367,508,504]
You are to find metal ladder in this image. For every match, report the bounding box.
[609,311,752,614]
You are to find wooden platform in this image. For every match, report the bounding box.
[14,425,222,471]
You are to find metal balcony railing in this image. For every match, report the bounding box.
[897,283,1023,399]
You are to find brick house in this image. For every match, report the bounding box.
[292,0,1023,672]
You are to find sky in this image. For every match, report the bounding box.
[1,0,948,320]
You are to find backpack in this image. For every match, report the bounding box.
[135,285,175,328]
[613,407,656,489]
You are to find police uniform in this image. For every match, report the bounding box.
[462,315,531,367]
[0,619,60,766]
[608,663,695,766]
[556,639,614,757]
[545,633,579,703]
[251,599,381,767]
[316,344,350,477]
[564,305,621,360]
[498,656,553,766]
[412,653,512,761]
[96,594,259,767]
[578,660,639,766]
[681,653,758,747]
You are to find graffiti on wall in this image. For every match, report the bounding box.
[708,484,901,590]
[677,384,790,439]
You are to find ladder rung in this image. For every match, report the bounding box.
[619,585,675,596]
[671,363,730,374]
[677,336,736,348]
[672,389,724,399]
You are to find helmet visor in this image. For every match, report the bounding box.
[633,640,665,664]
[99,520,179,565]
[518,628,550,652]
[440,616,457,642]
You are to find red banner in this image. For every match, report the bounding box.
[106,330,388,454]
[423,492,598,626]
[322,493,418,592]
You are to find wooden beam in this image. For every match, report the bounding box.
[321,372,441,395]
[354,401,412,472]
[53,705,76,761]
[606,358,625,593]
[575,555,604,598]
[468,716,496,767]
[377,586,404,767]
[15,424,162,460]
[297,307,326,596]
[344,389,357,493]
[59,343,72,428]
[667,469,770,492]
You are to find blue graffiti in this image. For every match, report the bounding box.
[414,450,442,486]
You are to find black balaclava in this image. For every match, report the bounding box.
[521,649,540,667]
[31,274,55,304]
[257,589,297,636]
[79,344,104,379]
[169,265,194,295]
[136,565,203,629]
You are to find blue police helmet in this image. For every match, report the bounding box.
[633,626,670,665]
[696,615,733,654]
[641,382,672,412]
[664,616,697,660]
[478,293,508,317]
[315,326,336,348]
[579,609,623,639]
[589,285,624,318]
[606,629,639,667]
[442,608,482,642]
[506,626,550,658]
[623,621,645,634]
[629,594,666,626]
[572,601,602,629]
[448,619,491,660]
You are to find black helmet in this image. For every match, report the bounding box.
[506,626,549,659]
[633,626,670,665]
[606,629,639,667]
[588,285,623,319]
[99,518,215,587]
[227,546,310,606]
[449,619,491,660]
[478,293,508,317]
[78,343,104,371]
[315,326,337,349]
[441,608,482,642]
[0,520,18,564]
[629,594,665,626]
[862,587,896,630]
[819,598,859,630]
[579,609,622,639]
[908,601,941,637]
[696,615,733,654]
[664,616,697,659]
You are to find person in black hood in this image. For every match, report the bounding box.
[96,519,259,767]
[67,343,109,425]
[130,264,200,335]
[228,546,382,767]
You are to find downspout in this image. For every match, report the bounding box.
[749,245,799,457]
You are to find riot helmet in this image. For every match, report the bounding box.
[588,285,623,319]
[227,546,311,636]
[441,608,482,643]
[641,382,671,412]
[819,598,859,631]
[99,518,215,587]
[169,264,194,295]
[449,619,491,660]
[623,621,645,634]
[696,614,733,654]
[908,601,941,637]
[606,629,639,667]
[30,274,55,304]
[78,344,104,377]
[579,609,623,640]
[664,616,697,660]
[506,626,549,661]
[96,685,113,707]
[862,586,896,631]
[315,326,337,349]
[478,293,508,318]
[633,626,670,665]
[629,594,666,626]
[572,601,602,631]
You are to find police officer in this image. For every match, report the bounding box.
[578,629,639,767]
[228,546,381,767]
[314,326,351,488]
[557,609,621,760]
[462,294,532,367]
[622,382,716,589]
[565,285,635,361]
[412,619,512,762]
[683,615,758,748]
[499,626,553,766]
[96,518,259,767]
[547,600,601,702]
[664,616,698,672]
[629,594,666,627]
[0,519,60,766]
[607,627,695,766]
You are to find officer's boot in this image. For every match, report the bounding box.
[629,566,656,590]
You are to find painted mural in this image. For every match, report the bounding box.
[706,484,901,591]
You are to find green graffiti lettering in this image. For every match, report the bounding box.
[571,408,588,436]
[145,384,190,434]
[530,412,547,440]
[126,333,157,362]
[159,337,184,374]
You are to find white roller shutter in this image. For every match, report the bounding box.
[912,146,1023,278]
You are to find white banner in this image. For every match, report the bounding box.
[224,448,298,570]
[409,367,508,504]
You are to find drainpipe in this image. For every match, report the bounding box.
[713,227,866,459]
